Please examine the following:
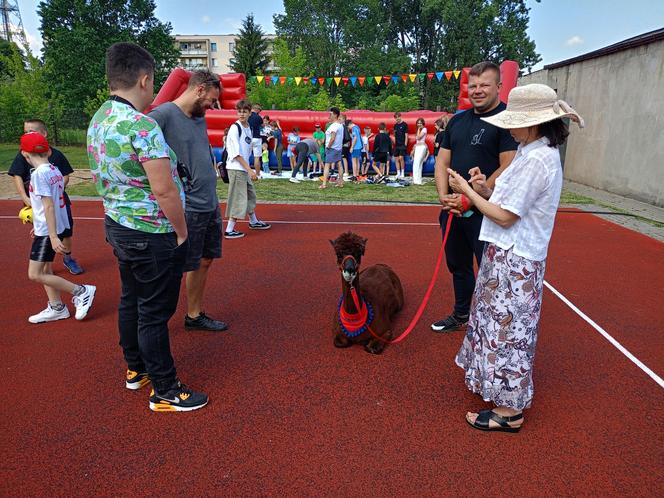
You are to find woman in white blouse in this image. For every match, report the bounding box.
[447,84,584,433]
[410,118,428,185]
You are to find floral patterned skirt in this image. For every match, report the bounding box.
[455,243,546,410]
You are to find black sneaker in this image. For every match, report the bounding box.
[431,313,468,333]
[249,221,271,230]
[149,381,208,412]
[126,369,150,390]
[224,230,245,239]
[184,312,228,332]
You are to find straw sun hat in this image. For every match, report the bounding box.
[481,83,585,129]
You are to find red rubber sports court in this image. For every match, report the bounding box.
[1,200,662,496]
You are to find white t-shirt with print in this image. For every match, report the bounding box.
[225,121,253,172]
[362,136,369,152]
[29,162,70,237]
[325,122,345,150]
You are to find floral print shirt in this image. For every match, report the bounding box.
[87,100,184,233]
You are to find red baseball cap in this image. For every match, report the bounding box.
[20,132,50,153]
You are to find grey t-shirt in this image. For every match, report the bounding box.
[149,102,218,212]
[300,138,319,155]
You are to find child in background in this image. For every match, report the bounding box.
[20,132,96,323]
[287,127,300,172]
[372,122,392,182]
[271,120,283,175]
[312,123,326,175]
[361,126,373,176]
[261,142,270,173]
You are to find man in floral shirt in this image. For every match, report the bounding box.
[87,42,207,412]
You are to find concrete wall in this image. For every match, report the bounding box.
[520,40,664,207]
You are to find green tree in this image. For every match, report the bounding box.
[230,13,271,76]
[0,50,64,142]
[0,40,26,79]
[38,0,179,127]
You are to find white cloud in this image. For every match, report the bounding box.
[7,23,42,55]
[565,36,584,47]
[202,15,211,24]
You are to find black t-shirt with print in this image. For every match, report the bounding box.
[394,121,408,146]
[441,102,518,192]
[8,147,74,204]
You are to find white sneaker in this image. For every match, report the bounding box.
[289,177,300,184]
[29,303,70,324]
[72,284,96,320]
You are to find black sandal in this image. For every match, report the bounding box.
[467,409,523,433]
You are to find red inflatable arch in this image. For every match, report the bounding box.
[151,61,519,172]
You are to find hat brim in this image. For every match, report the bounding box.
[481,109,584,129]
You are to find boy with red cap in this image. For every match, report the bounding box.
[21,132,96,324]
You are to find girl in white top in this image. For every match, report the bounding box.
[446,84,585,433]
[410,118,428,185]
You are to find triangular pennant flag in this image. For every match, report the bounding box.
[409,73,417,82]
[249,76,257,83]
[326,77,333,86]
[256,75,264,83]
[435,71,443,81]
[391,75,399,85]
[334,76,341,86]
[342,76,349,86]
[279,76,286,85]
[294,76,302,86]
[374,76,382,84]
[350,76,357,86]
[303,76,309,84]
[383,75,391,85]
[287,76,294,85]
[264,77,270,85]
[271,76,279,85]
[445,71,453,81]
[453,70,461,79]
[418,73,426,81]
[427,72,434,81]
[311,77,318,85]
[319,77,325,85]
[401,74,408,83]
[358,76,366,86]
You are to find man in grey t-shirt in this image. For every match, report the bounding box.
[149,70,227,332]
[290,138,323,183]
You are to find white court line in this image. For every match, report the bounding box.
[2,213,661,386]
[544,280,664,389]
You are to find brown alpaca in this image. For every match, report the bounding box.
[330,232,404,354]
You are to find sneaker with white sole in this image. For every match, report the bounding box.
[289,177,300,184]
[72,284,96,320]
[126,369,150,390]
[249,221,271,230]
[224,230,245,239]
[149,380,208,412]
[28,303,70,324]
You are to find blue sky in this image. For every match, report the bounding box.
[16,0,664,71]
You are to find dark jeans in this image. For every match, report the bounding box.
[275,144,283,173]
[439,210,485,317]
[105,217,188,392]
[292,142,310,177]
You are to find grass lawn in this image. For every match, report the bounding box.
[0,143,89,171]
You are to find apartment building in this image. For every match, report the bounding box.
[175,34,277,74]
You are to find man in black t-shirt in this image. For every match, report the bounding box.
[393,112,408,179]
[432,62,518,333]
[248,103,263,176]
[8,119,84,275]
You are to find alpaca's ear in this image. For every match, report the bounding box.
[360,237,368,255]
[329,239,336,248]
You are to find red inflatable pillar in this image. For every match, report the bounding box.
[219,73,246,110]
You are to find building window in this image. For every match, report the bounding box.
[211,58,217,67]
[211,42,217,52]
[229,42,235,52]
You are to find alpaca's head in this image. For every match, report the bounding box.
[330,232,367,283]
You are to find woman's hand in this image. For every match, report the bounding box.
[447,168,472,195]
[468,167,492,199]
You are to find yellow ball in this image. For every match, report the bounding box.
[19,206,33,224]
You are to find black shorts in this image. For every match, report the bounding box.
[394,145,407,157]
[183,206,223,272]
[30,233,65,262]
[60,202,74,238]
[374,152,388,163]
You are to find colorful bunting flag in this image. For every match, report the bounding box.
[427,72,434,81]
[294,76,302,86]
[334,76,341,86]
[271,76,279,85]
[318,77,325,85]
[435,71,443,81]
[287,76,294,85]
[374,76,381,85]
[342,76,349,86]
[257,75,264,83]
[391,75,399,85]
[445,71,453,81]
[358,76,366,86]
[409,73,417,82]
[418,73,425,81]
[311,77,318,85]
[383,75,391,85]
[279,76,286,85]
[401,74,408,83]
[350,76,357,86]
[303,76,309,84]
[326,77,333,86]
[453,70,460,79]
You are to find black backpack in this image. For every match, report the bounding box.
[343,125,351,147]
[217,122,242,184]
